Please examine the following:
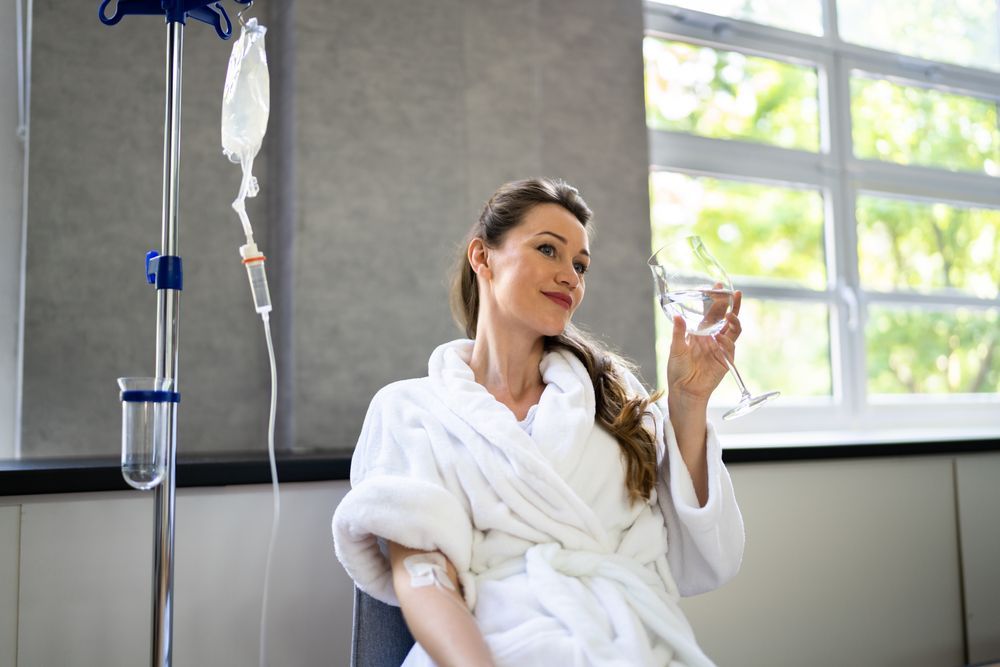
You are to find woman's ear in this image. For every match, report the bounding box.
[468,238,491,280]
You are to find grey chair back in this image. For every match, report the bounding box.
[351,586,416,667]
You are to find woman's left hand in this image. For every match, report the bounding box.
[666,289,742,405]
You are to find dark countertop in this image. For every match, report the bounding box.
[3,438,999,497]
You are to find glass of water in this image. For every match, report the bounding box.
[649,235,780,419]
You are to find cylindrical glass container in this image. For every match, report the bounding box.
[118,377,176,490]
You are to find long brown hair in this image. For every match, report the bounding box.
[450,178,662,504]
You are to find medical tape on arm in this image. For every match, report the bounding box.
[403,552,456,592]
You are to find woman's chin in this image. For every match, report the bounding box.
[537,318,571,338]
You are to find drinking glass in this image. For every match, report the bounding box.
[649,235,780,420]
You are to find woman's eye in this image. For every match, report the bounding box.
[538,244,556,257]
[574,262,589,275]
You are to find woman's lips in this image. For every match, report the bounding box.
[543,292,572,310]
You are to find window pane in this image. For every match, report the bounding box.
[839,0,1000,71]
[656,298,832,399]
[851,76,1000,176]
[650,0,823,36]
[650,171,826,289]
[644,37,820,152]
[867,306,1000,395]
[857,196,1000,298]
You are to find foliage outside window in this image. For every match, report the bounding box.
[644,2,1000,440]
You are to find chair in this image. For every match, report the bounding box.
[351,586,415,667]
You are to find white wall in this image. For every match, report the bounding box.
[0,505,19,667]
[956,454,1000,664]
[5,481,353,667]
[682,456,966,666]
[0,0,26,459]
[2,455,999,667]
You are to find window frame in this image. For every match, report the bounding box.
[644,0,1000,445]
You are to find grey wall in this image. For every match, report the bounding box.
[21,0,271,457]
[18,0,655,458]
[1,0,25,458]
[294,0,654,450]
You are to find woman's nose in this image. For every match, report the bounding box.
[557,264,579,289]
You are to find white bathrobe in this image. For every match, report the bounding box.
[333,339,744,667]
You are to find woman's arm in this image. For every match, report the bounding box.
[387,541,495,667]
[666,290,744,506]
[667,393,710,506]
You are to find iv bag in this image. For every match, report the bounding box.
[221,18,269,168]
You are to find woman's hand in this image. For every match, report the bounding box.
[666,289,743,405]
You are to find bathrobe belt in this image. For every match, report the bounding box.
[477,543,714,667]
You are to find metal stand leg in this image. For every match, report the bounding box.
[151,20,184,667]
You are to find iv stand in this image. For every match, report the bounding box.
[98,3,248,665]
[151,21,183,667]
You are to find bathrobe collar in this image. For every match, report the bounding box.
[428,339,612,551]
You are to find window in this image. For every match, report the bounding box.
[644,1,1000,443]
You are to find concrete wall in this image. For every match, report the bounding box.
[2,453,999,667]
[293,0,655,450]
[18,0,654,458]
[0,0,25,459]
[20,0,268,458]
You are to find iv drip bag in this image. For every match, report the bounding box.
[222,18,269,167]
[222,17,269,241]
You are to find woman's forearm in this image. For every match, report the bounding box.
[395,583,494,667]
[387,542,495,667]
[667,393,709,507]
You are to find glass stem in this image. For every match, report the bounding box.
[711,334,751,398]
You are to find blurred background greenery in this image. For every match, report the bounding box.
[642,20,1000,404]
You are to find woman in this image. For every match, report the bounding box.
[333,178,744,666]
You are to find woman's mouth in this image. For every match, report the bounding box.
[542,291,572,310]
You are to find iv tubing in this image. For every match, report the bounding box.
[259,313,280,667]
[233,156,256,241]
[13,0,31,459]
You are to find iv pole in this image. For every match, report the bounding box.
[98,2,250,665]
[151,20,182,666]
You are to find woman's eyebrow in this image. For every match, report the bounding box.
[533,231,590,257]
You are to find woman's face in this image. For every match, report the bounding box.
[478,203,590,338]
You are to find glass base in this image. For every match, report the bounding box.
[723,390,781,421]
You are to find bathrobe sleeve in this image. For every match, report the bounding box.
[620,369,745,597]
[332,381,477,607]
[657,415,744,596]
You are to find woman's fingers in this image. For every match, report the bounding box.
[704,286,730,325]
[670,315,687,357]
[715,333,735,359]
[733,289,742,316]
[725,312,742,339]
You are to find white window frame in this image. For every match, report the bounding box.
[644,0,1000,446]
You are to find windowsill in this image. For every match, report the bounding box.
[2,436,999,497]
[722,427,1000,449]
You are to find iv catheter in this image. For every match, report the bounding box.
[99,2,255,666]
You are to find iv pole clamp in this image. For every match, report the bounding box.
[99,2,252,666]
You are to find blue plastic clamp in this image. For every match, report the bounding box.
[145,250,160,284]
[121,390,181,403]
[145,251,183,291]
